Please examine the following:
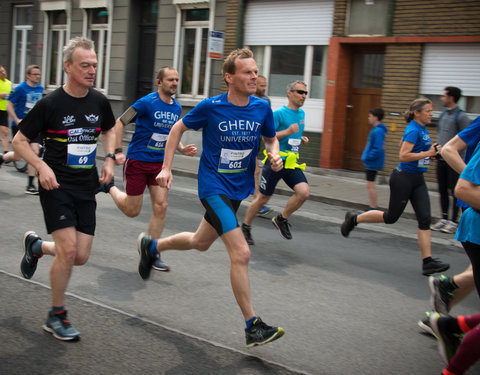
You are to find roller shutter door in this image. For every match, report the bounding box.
[420,43,480,97]
[244,0,334,46]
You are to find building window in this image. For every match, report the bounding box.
[85,7,110,91]
[46,10,67,87]
[348,0,389,36]
[251,45,327,99]
[10,5,33,84]
[420,44,480,119]
[178,8,209,97]
[353,53,384,89]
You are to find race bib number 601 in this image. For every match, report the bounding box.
[218,148,252,173]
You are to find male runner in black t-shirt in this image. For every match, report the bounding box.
[13,37,116,341]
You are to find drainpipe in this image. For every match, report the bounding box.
[386,0,395,36]
[236,0,245,48]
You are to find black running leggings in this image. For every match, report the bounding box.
[383,168,431,230]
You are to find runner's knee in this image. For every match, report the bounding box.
[152,199,168,216]
[417,215,431,230]
[383,211,400,225]
[74,252,90,266]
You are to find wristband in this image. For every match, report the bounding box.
[114,147,123,154]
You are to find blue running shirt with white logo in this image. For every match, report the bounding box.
[8,81,44,127]
[273,105,305,156]
[182,93,275,200]
[398,120,432,173]
[127,92,181,162]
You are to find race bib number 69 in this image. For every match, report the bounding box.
[67,144,97,169]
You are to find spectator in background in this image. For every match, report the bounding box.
[431,86,471,234]
[361,107,387,210]
[2,65,44,194]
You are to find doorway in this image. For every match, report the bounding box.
[343,49,384,171]
[135,0,158,100]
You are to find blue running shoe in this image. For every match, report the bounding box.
[152,253,170,272]
[245,317,284,348]
[20,231,42,279]
[256,206,273,217]
[42,310,80,341]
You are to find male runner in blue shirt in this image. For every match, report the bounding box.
[99,66,196,271]
[137,48,285,348]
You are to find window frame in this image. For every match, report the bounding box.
[40,2,71,91]
[80,1,113,94]
[251,45,328,100]
[173,1,214,102]
[46,11,67,88]
[10,4,34,85]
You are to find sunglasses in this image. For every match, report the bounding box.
[293,90,308,95]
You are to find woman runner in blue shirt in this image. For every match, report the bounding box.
[341,98,450,276]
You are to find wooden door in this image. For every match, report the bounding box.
[343,50,384,171]
[343,88,382,170]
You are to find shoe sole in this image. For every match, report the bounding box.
[152,265,171,271]
[272,219,292,240]
[422,264,450,276]
[256,208,273,217]
[19,231,36,279]
[42,325,80,341]
[417,319,437,338]
[246,327,285,348]
[429,312,449,363]
[25,191,39,195]
[440,228,456,234]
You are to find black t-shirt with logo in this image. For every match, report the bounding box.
[18,87,115,191]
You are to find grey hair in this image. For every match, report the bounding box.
[287,80,307,92]
[63,36,95,63]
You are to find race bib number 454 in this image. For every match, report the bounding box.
[67,144,97,169]
[218,148,252,173]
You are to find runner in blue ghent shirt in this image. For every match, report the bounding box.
[126,91,181,162]
[99,67,196,273]
[137,48,285,349]
[182,92,275,200]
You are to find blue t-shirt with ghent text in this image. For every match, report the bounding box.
[127,92,181,162]
[182,93,276,200]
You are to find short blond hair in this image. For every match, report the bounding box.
[222,48,254,85]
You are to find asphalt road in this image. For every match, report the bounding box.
[0,163,478,375]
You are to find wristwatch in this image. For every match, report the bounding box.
[104,153,116,161]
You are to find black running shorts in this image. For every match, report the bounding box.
[39,186,97,235]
